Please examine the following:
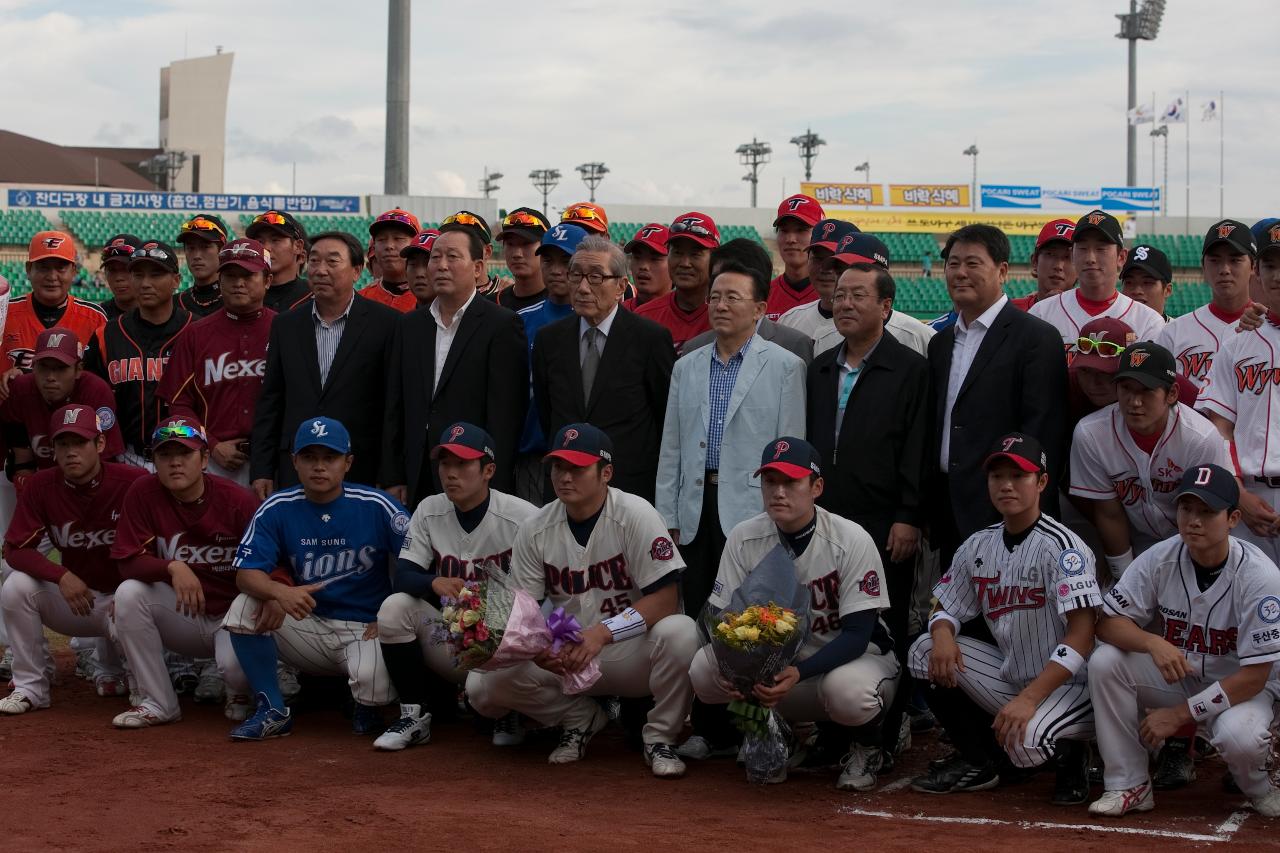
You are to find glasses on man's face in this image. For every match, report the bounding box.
[1076,338,1125,357]
[567,270,623,287]
[442,212,491,237]
[708,291,752,305]
[152,424,205,444]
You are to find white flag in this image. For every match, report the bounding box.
[1162,97,1186,123]
[1201,99,1218,121]
[1127,103,1154,125]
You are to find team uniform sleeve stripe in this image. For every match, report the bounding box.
[1238,649,1280,665]
[344,488,405,517]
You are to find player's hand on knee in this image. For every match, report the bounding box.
[534,648,567,675]
[431,577,465,600]
[57,571,94,617]
[929,637,964,688]
[993,694,1036,750]
[1144,636,1193,683]
[274,583,322,621]
[1140,706,1187,749]
[254,600,286,633]
[362,623,379,641]
[752,666,800,708]
[252,478,274,501]
[886,523,921,563]
[167,561,206,617]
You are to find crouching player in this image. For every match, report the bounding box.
[373,422,537,751]
[109,416,259,727]
[909,433,1100,805]
[689,438,900,790]
[1088,463,1280,818]
[466,424,699,778]
[222,417,406,740]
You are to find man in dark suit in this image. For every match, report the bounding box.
[250,231,400,497]
[384,224,527,506]
[532,235,674,503]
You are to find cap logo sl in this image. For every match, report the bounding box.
[1087,213,1105,226]
[563,428,579,446]
[772,439,790,460]
[552,226,569,242]
[639,226,663,240]
[1195,466,1213,486]
[1129,351,1150,367]
[1218,223,1236,239]
[310,420,329,437]
[449,425,465,442]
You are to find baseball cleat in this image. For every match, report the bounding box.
[548,703,608,764]
[0,691,38,715]
[229,693,293,741]
[644,742,686,778]
[278,664,302,703]
[374,704,432,751]
[73,647,93,680]
[112,705,179,729]
[94,675,128,698]
[224,694,253,722]
[910,753,1000,794]
[173,673,199,696]
[1153,737,1195,789]
[492,711,526,746]
[1052,740,1091,806]
[0,648,12,681]
[351,702,383,735]
[1252,786,1280,818]
[193,669,225,704]
[837,743,885,792]
[1088,781,1154,817]
[676,735,738,761]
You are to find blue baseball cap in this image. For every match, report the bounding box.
[833,232,891,269]
[754,436,822,480]
[293,417,351,454]
[536,223,589,258]
[807,219,860,253]
[1253,218,1280,258]
[430,421,496,462]
[545,423,613,466]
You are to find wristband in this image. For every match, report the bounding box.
[601,607,647,642]
[1049,643,1086,676]
[1187,681,1231,722]
[1105,549,1134,577]
[928,610,961,635]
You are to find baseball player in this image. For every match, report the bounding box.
[1088,464,1280,818]
[157,238,276,486]
[109,415,258,727]
[3,231,106,376]
[622,223,672,311]
[403,229,440,310]
[0,404,147,713]
[465,423,699,778]
[175,213,231,317]
[1030,210,1164,362]
[222,416,406,740]
[1070,342,1231,574]
[359,208,420,313]
[688,437,899,790]
[767,194,824,320]
[98,234,144,321]
[243,210,312,313]
[1010,219,1076,312]
[909,432,1100,804]
[1119,244,1174,321]
[372,422,538,751]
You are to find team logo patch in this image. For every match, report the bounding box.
[1059,548,1086,577]
[1058,583,1071,597]
[1259,596,1280,624]
[1271,224,1280,244]
[1134,246,1150,261]
[1087,213,1106,226]
[820,222,837,240]
[310,419,329,437]
[1129,351,1149,367]
[650,536,674,561]
[639,226,663,240]
[858,570,880,597]
[1000,436,1022,452]
[786,197,809,213]
[95,407,116,431]
[391,511,410,536]
[1218,223,1236,239]
[837,235,856,253]
[772,439,790,460]
[42,236,65,249]
[448,424,465,442]
[562,428,579,446]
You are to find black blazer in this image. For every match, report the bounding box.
[385,295,527,505]
[250,295,400,488]
[532,308,674,503]
[806,332,931,547]
[927,300,1067,541]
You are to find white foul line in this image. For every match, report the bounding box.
[1213,809,1251,839]
[878,776,914,793]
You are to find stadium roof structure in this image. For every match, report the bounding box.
[0,130,160,190]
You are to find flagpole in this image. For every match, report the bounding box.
[1184,88,1190,236]
[1149,101,1156,233]
[1219,90,1224,219]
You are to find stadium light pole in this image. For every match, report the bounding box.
[736,138,772,208]
[1149,125,1168,217]
[384,0,410,195]
[478,167,503,199]
[790,129,825,182]
[529,168,561,216]
[575,162,609,203]
[1116,0,1166,186]
[963,145,979,212]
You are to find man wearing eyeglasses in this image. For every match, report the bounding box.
[634,212,720,350]
[244,210,312,313]
[98,234,144,321]
[176,213,230,318]
[492,208,550,313]
[767,194,824,321]
[359,208,420,313]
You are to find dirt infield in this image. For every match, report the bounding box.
[5,649,1278,852]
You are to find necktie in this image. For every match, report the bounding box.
[582,327,601,401]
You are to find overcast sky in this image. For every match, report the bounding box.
[1,0,1273,218]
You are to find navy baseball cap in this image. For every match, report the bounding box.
[536,223,589,258]
[834,232,891,269]
[808,219,861,253]
[497,207,550,244]
[101,233,143,265]
[1073,210,1124,247]
[128,240,180,275]
[430,421,496,462]
[984,432,1047,474]
[1175,463,1239,512]
[1115,341,1177,390]
[292,417,351,454]
[177,213,231,245]
[545,423,613,467]
[1121,245,1173,283]
[754,436,822,480]
[1203,219,1258,259]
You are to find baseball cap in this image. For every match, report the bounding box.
[773,194,825,229]
[152,415,208,452]
[28,231,77,265]
[624,223,670,256]
[536,223,589,258]
[400,228,441,259]
[560,203,609,235]
[1073,317,1135,374]
[50,403,102,441]
[1073,210,1124,247]
[245,210,306,242]
[1257,220,1280,259]
[833,232,891,269]
[1114,341,1176,389]
[1174,463,1239,512]
[177,213,230,245]
[1034,219,1076,253]
[1121,245,1173,283]
[544,423,613,467]
[128,240,180,275]
[668,212,720,249]
[370,208,420,238]
[292,416,351,455]
[101,234,143,266]
[1202,219,1257,259]
[430,422,496,462]
[754,436,822,480]
[440,211,493,245]
[218,238,271,274]
[33,327,83,366]
[497,207,550,244]
[983,432,1048,474]
[808,219,861,253]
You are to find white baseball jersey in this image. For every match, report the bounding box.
[934,515,1102,684]
[398,489,538,583]
[509,487,684,629]
[776,304,932,357]
[707,507,889,660]
[1157,305,1242,394]
[1030,289,1165,364]
[1199,319,1280,477]
[1070,403,1232,542]
[1102,536,1280,685]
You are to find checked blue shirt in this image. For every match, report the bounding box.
[705,336,752,471]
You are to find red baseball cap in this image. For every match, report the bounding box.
[33,327,82,366]
[1073,317,1135,374]
[370,208,420,237]
[218,238,271,274]
[1035,219,1076,253]
[401,228,442,259]
[773,194,824,228]
[668,212,720,249]
[50,403,101,441]
[624,223,670,256]
[152,415,208,451]
[28,231,77,265]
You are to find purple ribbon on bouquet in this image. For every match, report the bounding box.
[547,607,583,654]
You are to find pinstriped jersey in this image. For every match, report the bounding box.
[935,515,1102,684]
[399,489,538,582]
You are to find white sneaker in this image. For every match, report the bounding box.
[492,711,526,746]
[193,667,224,704]
[373,704,432,751]
[224,694,253,722]
[548,703,608,764]
[645,742,687,778]
[0,691,37,715]
[278,664,302,702]
[112,705,178,729]
[1253,786,1280,818]
[837,743,885,792]
[95,675,128,698]
[1089,781,1155,817]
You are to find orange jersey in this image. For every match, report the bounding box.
[2,295,106,372]
[358,280,417,313]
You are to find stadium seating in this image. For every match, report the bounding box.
[1134,233,1201,268]
[891,276,1207,322]
[0,210,53,246]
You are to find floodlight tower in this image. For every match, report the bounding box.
[478,167,503,198]
[790,129,825,182]
[529,168,561,215]
[1116,0,1166,186]
[736,138,772,208]
[576,162,609,203]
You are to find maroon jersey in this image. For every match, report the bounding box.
[4,462,147,592]
[112,473,260,616]
[155,307,274,447]
[0,372,125,467]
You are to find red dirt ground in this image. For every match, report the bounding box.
[4,650,1278,852]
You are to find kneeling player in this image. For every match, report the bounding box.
[1088,463,1280,818]
[373,422,537,751]
[466,424,699,778]
[223,417,406,740]
[909,433,1100,804]
[109,416,258,727]
[688,438,900,790]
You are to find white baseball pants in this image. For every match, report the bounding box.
[376,592,465,684]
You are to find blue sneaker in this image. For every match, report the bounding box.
[229,693,293,741]
[352,702,383,735]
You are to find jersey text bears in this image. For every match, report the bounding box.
[1162,619,1237,656]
